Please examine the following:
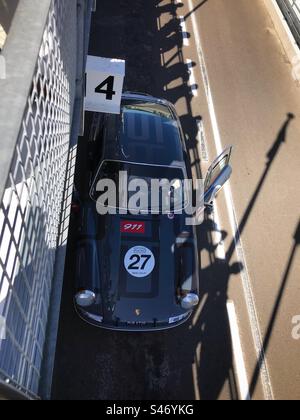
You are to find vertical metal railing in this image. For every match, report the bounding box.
[277,0,300,47]
[0,0,93,398]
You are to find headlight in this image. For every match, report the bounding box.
[75,290,96,308]
[181,293,199,310]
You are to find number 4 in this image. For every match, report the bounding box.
[95,76,116,100]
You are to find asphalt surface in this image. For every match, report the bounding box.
[52,0,300,400]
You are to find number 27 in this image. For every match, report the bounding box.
[128,255,151,270]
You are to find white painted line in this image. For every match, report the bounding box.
[187,0,274,400]
[180,17,190,47]
[210,209,249,399]
[192,293,208,327]
[211,205,226,260]
[186,9,222,154]
[227,301,251,401]
[222,185,274,401]
[186,59,198,96]
[192,362,201,400]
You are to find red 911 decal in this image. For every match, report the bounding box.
[121,221,145,234]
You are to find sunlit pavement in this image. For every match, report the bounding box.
[52,0,300,400]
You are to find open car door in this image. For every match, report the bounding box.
[204,146,233,205]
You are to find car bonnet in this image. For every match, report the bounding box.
[97,213,187,324]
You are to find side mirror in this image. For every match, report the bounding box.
[204,146,233,206]
[204,165,232,205]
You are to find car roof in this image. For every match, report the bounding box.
[102,95,185,167]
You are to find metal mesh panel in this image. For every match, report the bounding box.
[288,0,300,19]
[0,0,79,396]
[277,0,300,46]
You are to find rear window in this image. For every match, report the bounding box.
[104,100,185,166]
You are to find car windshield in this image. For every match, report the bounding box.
[91,160,187,213]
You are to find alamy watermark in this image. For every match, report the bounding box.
[94,171,205,226]
[0,54,6,80]
[0,315,6,340]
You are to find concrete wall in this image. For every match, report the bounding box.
[0,0,20,49]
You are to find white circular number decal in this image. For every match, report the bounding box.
[124,246,155,278]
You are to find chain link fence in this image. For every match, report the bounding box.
[277,0,300,47]
[0,0,93,399]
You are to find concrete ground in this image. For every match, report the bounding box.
[0,0,19,49]
[52,0,300,400]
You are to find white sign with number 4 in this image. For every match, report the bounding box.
[85,56,125,114]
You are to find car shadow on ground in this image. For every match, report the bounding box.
[51,0,242,400]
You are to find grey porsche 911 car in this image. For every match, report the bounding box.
[73,93,232,331]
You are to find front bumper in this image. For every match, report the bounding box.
[75,304,192,332]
